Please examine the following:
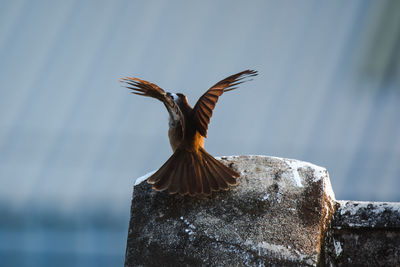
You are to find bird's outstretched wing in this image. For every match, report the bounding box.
[120,76,167,100]
[192,70,257,137]
[120,76,185,134]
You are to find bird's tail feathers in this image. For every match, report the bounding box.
[147,147,239,196]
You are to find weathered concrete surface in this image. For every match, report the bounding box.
[125,155,335,266]
[323,201,400,266]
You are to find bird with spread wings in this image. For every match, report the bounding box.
[120,70,257,196]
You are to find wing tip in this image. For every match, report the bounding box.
[244,69,258,77]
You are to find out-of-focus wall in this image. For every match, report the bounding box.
[0,0,399,266]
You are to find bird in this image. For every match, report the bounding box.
[120,70,257,196]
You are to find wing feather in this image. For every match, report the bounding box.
[192,70,257,137]
[120,76,185,135]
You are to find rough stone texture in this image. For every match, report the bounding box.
[125,155,335,266]
[323,201,400,266]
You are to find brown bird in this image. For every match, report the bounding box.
[120,70,257,196]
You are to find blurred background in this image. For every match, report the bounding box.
[1,0,400,266]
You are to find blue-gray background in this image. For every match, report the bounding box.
[1,0,400,266]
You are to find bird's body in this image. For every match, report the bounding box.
[120,70,257,196]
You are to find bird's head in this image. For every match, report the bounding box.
[167,92,191,110]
